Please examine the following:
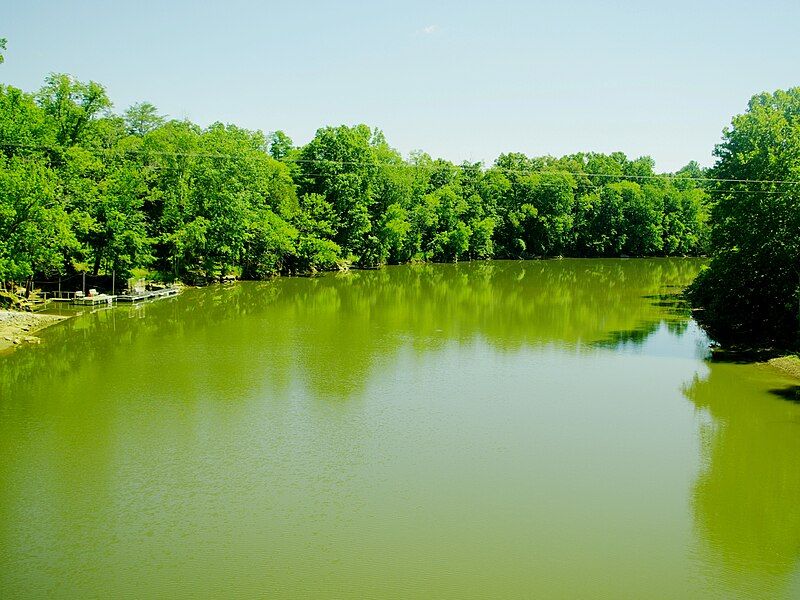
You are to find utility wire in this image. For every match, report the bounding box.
[3,141,800,188]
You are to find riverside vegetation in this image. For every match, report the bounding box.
[0,64,798,350]
[1,74,709,286]
[686,88,800,348]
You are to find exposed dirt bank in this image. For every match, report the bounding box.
[766,355,800,382]
[0,310,68,354]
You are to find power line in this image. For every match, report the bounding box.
[3,140,800,188]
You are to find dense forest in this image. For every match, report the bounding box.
[0,73,710,290]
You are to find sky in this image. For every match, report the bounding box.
[3,0,799,171]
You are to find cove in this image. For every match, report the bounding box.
[1,258,799,599]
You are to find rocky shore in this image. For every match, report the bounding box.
[0,310,68,353]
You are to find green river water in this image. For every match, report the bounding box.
[1,259,799,599]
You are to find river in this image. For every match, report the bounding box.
[1,259,798,598]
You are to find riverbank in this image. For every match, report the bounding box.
[0,310,68,354]
[767,355,800,381]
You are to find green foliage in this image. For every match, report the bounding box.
[124,102,164,136]
[0,155,74,282]
[268,130,293,161]
[298,124,378,263]
[688,88,800,346]
[242,209,297,278]
[36,73,111,147]
[0,85,55,154]
[0,72,712,291]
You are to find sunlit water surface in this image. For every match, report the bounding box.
[1,259,799,599]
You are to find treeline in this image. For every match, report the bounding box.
[1,74,710,287]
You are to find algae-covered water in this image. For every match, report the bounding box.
[1,259,799,599]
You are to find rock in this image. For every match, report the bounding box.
[12,338,21,345]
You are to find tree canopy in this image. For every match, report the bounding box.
[687,88,800,346]
[0,73,711,293]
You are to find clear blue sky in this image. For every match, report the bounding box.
[4,0,799,171]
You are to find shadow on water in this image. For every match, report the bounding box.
[768,385,800,403]
[0,258,706,401]
[594,322,661,348]
[683,360,800,596]
[707,347,791,364]
[642,293,694,321]
[5,257,800,596]
[592,292,693,351]
[592,277,800,595]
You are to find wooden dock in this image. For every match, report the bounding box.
[116,287,180,303]
[40,286,180,307]
[72,294,116,306]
